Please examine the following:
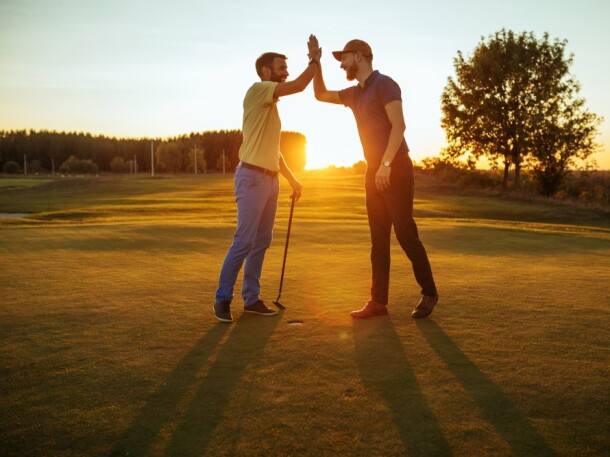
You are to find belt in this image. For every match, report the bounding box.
[239,161,279,177]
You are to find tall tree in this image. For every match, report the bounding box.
[155,141,184,173]
[527,77,602,196]
[441,29,601,191]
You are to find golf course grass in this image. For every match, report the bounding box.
[1,172,608,456]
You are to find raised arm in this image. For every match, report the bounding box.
[273,35,321,99]
[313,58,342,105]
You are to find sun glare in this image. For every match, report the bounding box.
[304,135,363,170]
[305,152,360,170]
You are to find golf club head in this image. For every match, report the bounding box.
[272,300,285,310]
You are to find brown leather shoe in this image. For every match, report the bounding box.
[350,299,388,319]
[411,294,439,319]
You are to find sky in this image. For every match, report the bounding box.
[1,0,609,169]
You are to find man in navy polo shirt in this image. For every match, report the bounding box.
[313,37,439,319]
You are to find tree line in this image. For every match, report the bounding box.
[0,129,307,175]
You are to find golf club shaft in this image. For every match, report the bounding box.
[275,194,295,302]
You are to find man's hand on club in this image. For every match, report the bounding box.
[290,180,303,201]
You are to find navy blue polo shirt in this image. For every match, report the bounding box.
[339,70,410,165]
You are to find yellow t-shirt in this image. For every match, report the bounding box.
[238,81,281,172]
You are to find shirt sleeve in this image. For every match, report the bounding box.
[256,81,278,107]
[378,76,402,105]
[338,87,356,108]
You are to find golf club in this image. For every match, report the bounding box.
[273,193,296,310]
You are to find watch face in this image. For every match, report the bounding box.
[384,161,391,167]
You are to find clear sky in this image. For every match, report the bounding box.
[1,0,609,169]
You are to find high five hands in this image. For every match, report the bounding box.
[308,34,321,64]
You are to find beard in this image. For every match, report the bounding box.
[345,62,359,81]
[269,70,285,83]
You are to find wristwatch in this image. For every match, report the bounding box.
[383,160,391,167]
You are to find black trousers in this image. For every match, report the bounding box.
[365,154,437,304]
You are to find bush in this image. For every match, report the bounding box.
[3,161,21,174]
[60,156,99,175]
[419,156,501,190]
[416,156,609,208]
[4,161,23,174]
[110,157,130,173]
[559,171,610,206]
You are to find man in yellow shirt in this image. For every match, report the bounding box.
[214,35,321,323]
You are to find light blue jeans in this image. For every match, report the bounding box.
[215,165,279,306]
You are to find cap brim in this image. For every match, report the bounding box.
[331,51,343,61]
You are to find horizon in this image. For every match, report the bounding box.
[2,127,609,172]
[1,0,609,169]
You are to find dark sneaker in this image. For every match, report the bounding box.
[214,301,233,323]
[244,300,278,316]
[350,299,388,319]
[411,294,439,319]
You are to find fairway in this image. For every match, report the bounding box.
[1,173,609,457]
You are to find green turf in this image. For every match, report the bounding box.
[0,173,608,456]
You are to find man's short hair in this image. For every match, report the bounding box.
[255,52,287,77]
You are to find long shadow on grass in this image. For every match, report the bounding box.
[353,317,452,456]
[161,312,281,456]
[110,324,230,456]
[416,320,557,456]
